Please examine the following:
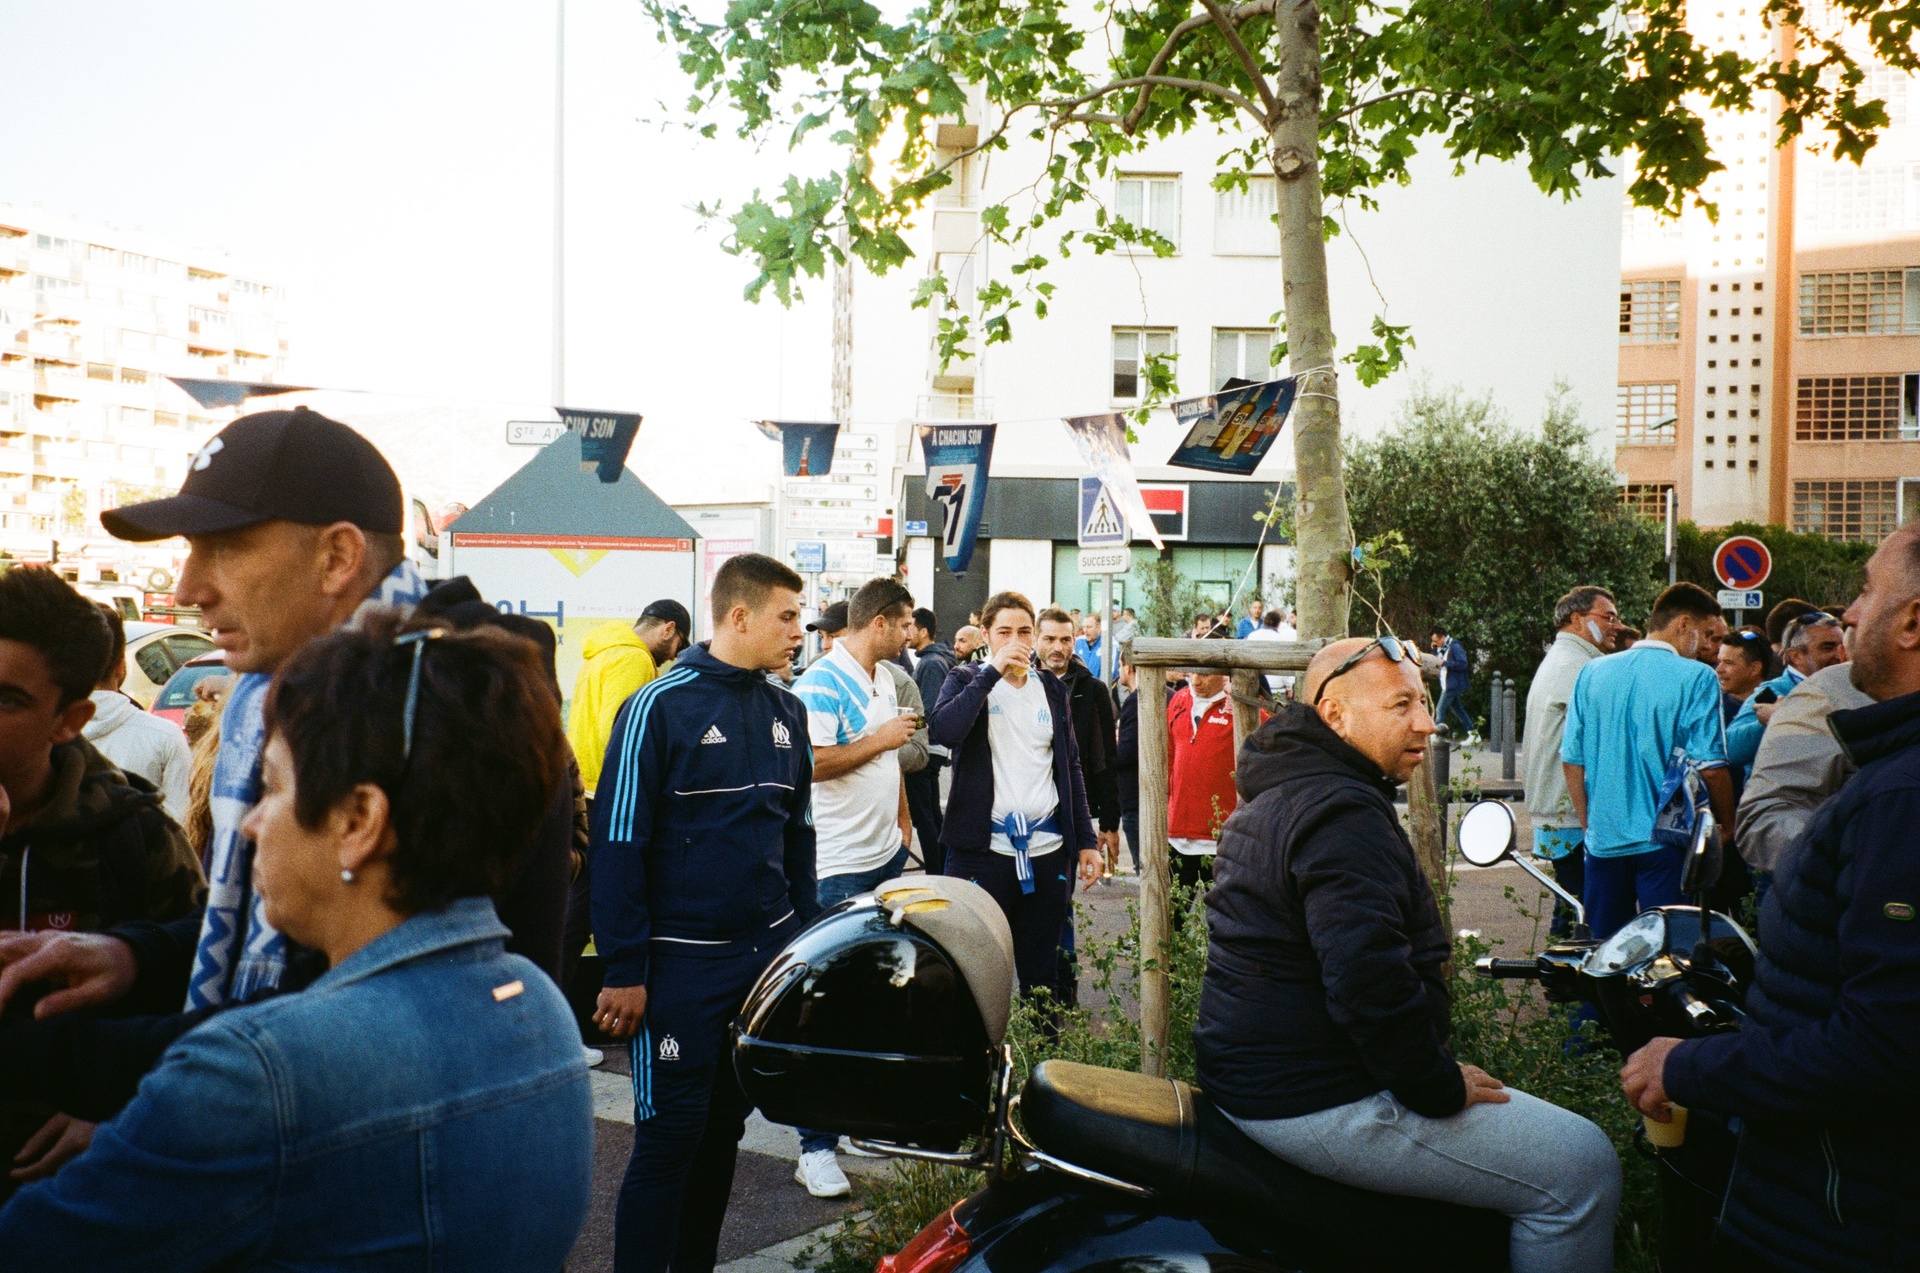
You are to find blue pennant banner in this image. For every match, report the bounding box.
[919,423,996,576]
[1167,376,1296,475]
[557,407,643,483]
[756,420,840,477]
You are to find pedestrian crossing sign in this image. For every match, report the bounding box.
[1078,475,1128,547]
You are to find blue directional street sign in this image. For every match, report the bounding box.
[793,540,827,574]
[1078,475,1128,548]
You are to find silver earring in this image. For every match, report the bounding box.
[341,868,356,884]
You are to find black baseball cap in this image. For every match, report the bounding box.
[639,598,692,634]
[102,406,403,542]
[808,601,849,634]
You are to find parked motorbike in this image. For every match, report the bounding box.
[1457,798,1754,1269]
[730,805,1752,1273]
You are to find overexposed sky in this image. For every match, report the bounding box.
[0,0,834,501]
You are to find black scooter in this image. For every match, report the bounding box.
[740,803,1750,1273]
[1460,799,1752,1269]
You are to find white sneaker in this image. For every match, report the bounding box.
[795,1149,852,1198]
[581,1046,604,1068]
[839,1135,882,1158]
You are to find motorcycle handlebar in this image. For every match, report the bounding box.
[1474,957,1541,979]
[1671,983,1717,1025]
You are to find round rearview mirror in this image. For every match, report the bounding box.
[1457,800,1516,868]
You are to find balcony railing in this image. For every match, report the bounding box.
[914,394,995,422]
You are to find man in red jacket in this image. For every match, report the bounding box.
[1167,666,1237,899]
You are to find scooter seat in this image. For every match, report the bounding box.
[1022,1059,1509,1271]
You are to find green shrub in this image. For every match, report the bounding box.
[798,1160,982,1273]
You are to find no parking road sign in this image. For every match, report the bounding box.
[1713,536,1772,591]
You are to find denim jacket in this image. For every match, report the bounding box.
[0,897,593,1271]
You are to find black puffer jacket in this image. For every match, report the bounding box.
[1059,657,1119,832]
[1667,686,1920,1272]
[1194,702,1464,1121]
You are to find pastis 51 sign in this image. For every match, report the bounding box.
[919,423,996,575]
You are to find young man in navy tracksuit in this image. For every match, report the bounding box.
[589,554,818,1273]
[930,591,1100,999]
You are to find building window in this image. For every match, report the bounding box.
[1793,479,1901,542]
[1213,178,1278,256]
[1797,269,1920,336]
[1616,383,1679,443]
[1620,280,1681,342]
[119,366,148,384]
[1622,195,1683,245]
[1621,483,1674,520]
[1112,328,1175,402]
[188,306,228,327]
[1115,176,1181,250]
[86,362,114,381]
[1865,64,1911,127]
[1211,329,1273,390]
[1794,374,1920,441]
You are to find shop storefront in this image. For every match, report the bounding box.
[898,473,1294,639]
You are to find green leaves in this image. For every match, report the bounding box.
[645,0,1911,409]
[1344,382,1665,715]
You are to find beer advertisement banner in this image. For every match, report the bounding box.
[557,407,643,483]
[1060,412,1165,550]
[756,420,840,477]
[1167,376,1296,475]
[918,423,996,576]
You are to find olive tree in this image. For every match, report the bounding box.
[645,0,1915,639]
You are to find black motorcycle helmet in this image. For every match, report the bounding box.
[733,876,1014,1150]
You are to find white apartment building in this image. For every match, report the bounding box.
[845,109,1622,632]
[0,204,289,575]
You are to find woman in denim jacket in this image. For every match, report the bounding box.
[0,610,594,1269]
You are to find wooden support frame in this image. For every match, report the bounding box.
[1124,637,1326,1076]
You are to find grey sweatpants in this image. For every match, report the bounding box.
[1230,1088,1621,1273]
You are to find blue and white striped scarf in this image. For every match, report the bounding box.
[185,559,429,1009]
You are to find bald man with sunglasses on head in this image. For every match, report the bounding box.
[1195,635,1620,1273]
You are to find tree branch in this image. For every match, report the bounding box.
[1327,84,1450,121]
[927,110,1019,178]
[1044,74,1268,130]
[1198,0,1281,121]
[1128,0,1279,130]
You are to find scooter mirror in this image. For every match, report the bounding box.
[1681,816,1724,897]
[1457,800,1516,868]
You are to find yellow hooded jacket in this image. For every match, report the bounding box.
[569,622,659,794]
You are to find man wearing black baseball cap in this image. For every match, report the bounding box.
[103,406,411,676]
[0,409,432,1113]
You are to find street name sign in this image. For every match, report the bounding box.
[506,420,567,446]
[1078,545,1133,575]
